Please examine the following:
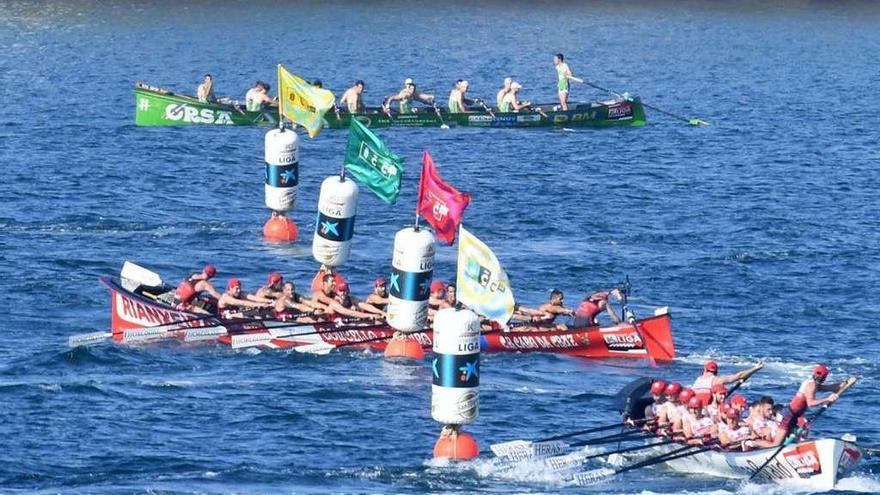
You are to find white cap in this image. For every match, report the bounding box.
[504,77,512,85]
[404,78,414,85]
[511,81,522,90]
[460,80,469,87]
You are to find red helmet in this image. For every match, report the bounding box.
[267,272,283,285]
[730,394,748,410]
[430,280,446,293]
[704,360,719,373]
[650,380,667,395]
[336,281,350,293]
[711,383,727,395]
[789,393,808,415]
[175,280,196,304]
[334,273,347,286]
[678,388,696,404]
[227,278,241,290]
[723,404,740,420]
[665,382,682,397]
[204,264,217,278]
[374,277,387,287]
[813,364,830,380]
[687,397,703,410]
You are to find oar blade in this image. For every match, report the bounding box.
[68,331,112,348]
[293,342,336,355]
[689,118,710,126]
[543,451,588,472]
[569,467,616,486]
[491,440,568,462]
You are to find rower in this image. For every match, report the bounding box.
[517,289,575,328]
[717,404,752,448]
[255,272,285,300]
[339,80,366,113]
[644,379,666,424]
[798,364,855,408]
[672,388,696,434]
[681,396,716,444]
[656,382,681,434]
[444,283,458,309]
[174,279,211,314]
[553,53,583,111]
[500,82,532,112]
[217,278,273,318]
[197,73,216,103]
[448,80,470,113]
[325,281,383,321]
[705,383,727,421]
[274,281,321,321]
[311,272,338,309]
[245,81,276,111]
[745,394,809,449]
[572,289,622,327]
[496,77,512,109]
[729,393,748,417]
[383,78,434,114]
[745,396,775,441]
[429,280,446,310]
[692,360,764,406]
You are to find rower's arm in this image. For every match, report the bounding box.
[329,301,378,319]
[203,282,222,300]
[227,296,269,309]
[358,301,385,315]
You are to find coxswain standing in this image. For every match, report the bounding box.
[383,78,434,114]
[448,80,470,113]
[496,77,512,109]
[798,364,856,408]
[553,53,583,111]
[746,395,809,449]
[274,281,321,322]
[245,81,276,111]
[572,289,622,327]
[255,272,285,300]
[338,80,366,113]
[360,277,389,314]
[705,383,728,422]
[325,281,384,321]
[217,278,273,318]
[644,379,667,425]
[656,382,682,434]
[197,73,216,103]
[691,360,764,406]
[311,272,338,310]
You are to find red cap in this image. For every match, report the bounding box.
[789,393,808,415]
[334,273,347,286]
[704,360,719,373]
[678,388,695,404]
[204,264,217,278]
[227,278,241,290]
[813,364,829,380]
[664,382,682,397]
[336,281,349,293]
[723,404,740,420]
[650,380,667,395]
[730,394,748,410]
[374,277,387,287]
[430,281,446,292]
[687,397,703,410]
[711,383,727,394]
[267,272,283,285]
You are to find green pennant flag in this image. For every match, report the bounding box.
[344,119,404,204]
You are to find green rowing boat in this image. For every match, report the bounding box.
[134,82,646,129]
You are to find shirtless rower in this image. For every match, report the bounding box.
[245,81,276,112]
[325,281,384,321]
[311,272,338,309]
[383,78,434,114]
[197,73,216,103]
[500,82,533,113]
[496,77,512,109]
[681,396,716,444]
[255,272,285,300]
[339,80,366,113]
[553,53,583,111]
[217,278,273,318]
[360,277,389,314]
[745,395,809,449]
[573,289,622,327]
[798,364,856,408]
[444,283,458,309]
[692,360,764,406]
[274,281,321,322]
[448,80,470,113]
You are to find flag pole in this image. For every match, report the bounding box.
[414,151,427,231]
[276,64,283,130]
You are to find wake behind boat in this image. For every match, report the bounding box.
[133,82,646,129]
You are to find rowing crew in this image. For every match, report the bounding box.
[641,362,856,451]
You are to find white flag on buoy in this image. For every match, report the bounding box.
[455,226,515,325]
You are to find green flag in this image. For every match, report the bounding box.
[344,119,403,204]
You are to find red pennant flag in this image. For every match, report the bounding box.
[417,150,471,245]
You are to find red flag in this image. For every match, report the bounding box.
[417,150,471,245]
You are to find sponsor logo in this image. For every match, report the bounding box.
[783,442,822,477]
[432,201,449,222]
[115,293,200,328]
[840,447,861,470]
[607,103,633,119]
[602,332,646,352]
[498,333,579,350]
[516,114,541,123]
[468,115,494,124]
[163,103,233,125]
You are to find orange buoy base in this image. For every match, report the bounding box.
[263,214,298,243]
[384,336,425,360]
[433,429,479,460]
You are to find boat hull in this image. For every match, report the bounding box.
[134,84,646,129]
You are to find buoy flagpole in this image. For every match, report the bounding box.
[277,64,283,129]
[414,150,427,231]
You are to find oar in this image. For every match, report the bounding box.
[227,316,383,349]
[570,440,725,486]
[542,437,679,473]
[68,312,223,347]
[490,418,653,460]
[580,80,709,126]
[473,98,496,118]
[293,326,432,355]
[431,103,450,129]
[749,377,858,482]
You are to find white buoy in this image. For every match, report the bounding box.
[431,308,480,425]
[312,176,359,267]
[264,128,299,212]
[386,227,435,333]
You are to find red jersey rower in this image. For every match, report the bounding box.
[572,289,622,327]
[217,278,273,318]
[186,264,222,300]
[255,272,285,300]
[797,363,856,408]
[692,360,764,405]
[360,277,390,314]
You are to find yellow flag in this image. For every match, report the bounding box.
[456,226,515,324]
[277,64,336,138]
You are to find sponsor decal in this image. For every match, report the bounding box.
[607,102,633,119]
[163,103,233,125]
[265,162,299,187]
[314,212,356,242]
[358,141,399,178]
[115,293,200,328]
[516,114,541,123]
[498,333,580,351]
[388,267,433,301]
[783,442,822,477]
[467,115,494,124]
[432,353,480,387]
[840,447,861,471]
[602,331,645,352]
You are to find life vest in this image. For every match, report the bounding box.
[687,415,714,437]
[692,375,715,406]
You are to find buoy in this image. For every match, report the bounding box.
[384,333,425,360]
[431,308,480,460]
[387,227,435,332]
[312,176,359,267]
[433,426,479,460]
[263,212,298,242]
[264,127,299,212]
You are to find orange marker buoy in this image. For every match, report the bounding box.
[263,212,298,243]
[384,334,425,360]
[433,426,479,460]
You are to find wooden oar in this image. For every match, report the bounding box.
[725,361,764,398]
[580,80,709,126]
[749,377,858,482]
[227,316,383,349]
[68,312,223,348]
[490,418,653,461]
[293,326,432,355]
[473,98,496,118]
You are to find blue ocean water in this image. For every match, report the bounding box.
[1,1,879,493]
